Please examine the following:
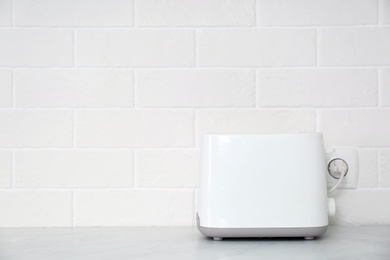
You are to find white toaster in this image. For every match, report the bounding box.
[197,133,332,240]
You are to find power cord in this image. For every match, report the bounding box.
[328,166,347,195]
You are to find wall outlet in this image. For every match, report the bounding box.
[325,147,358,189]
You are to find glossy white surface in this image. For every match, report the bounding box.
[0,226,389,260]
[200,134,328,228]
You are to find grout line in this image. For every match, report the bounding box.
[133,69,138,109]
[357,147,383,150]
[347,187,390,191]
[8,68,136,70]
[11,0,14,27]
[377,149,381,187]
[133,151,137,188]
[194,30,197,67]
[72,111,76,148]
[1,107,389,111]
[0,187,197,191]
[133,0,137,27]
[331,146,390,149]
[254,69,258,107]
[378,0,381,25]
[2,25,390,29]
[377,69,381,107]
[133,70,137,107]
[73,29,77,68]
[316,29,319,67]
[71,191,75,227]
[1,146,389,151]
[3,66,390,70]
[11,150,15,188]
[0,147,202,151]
[2,186,389,191]
[194,111,198,147]
[12,69,15,108]
[254,0,258,26]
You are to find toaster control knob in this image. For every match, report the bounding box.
[328,198,336,217]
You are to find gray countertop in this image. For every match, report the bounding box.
[0,226,389,260]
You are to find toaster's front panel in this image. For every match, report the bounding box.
[199,134,328,229]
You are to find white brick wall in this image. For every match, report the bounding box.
[0,29,73,67]
[135,69,255,107]
[0,110,73,148]
[0,0,12,26]
[75,110,194,148]
[136,0,255,27]
[330,190,390,225]
[14,0,134,27]
[15,69,134,108]
[76,30,195,67]
[380,69,390,106]
[381,0,390,24]
[358,150,378,188]
[0,151,12,188]
[319,28,390,66]
[318,110,390,147]
[379,150,390,188]
[135,150,199,188]
[257,69,377,107]
[0,190,72,227]
[258,0,377,26]
[0,70,12,107]
[197,110,316,145]
[197,29,316,67]
[0,0,388,227]
[14,150,134,188]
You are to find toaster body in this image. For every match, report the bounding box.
[197,133,329,240]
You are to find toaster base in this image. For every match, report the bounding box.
[197,214,327,239]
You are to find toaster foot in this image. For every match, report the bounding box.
[213,237,223,241]
[304,236,315,240]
